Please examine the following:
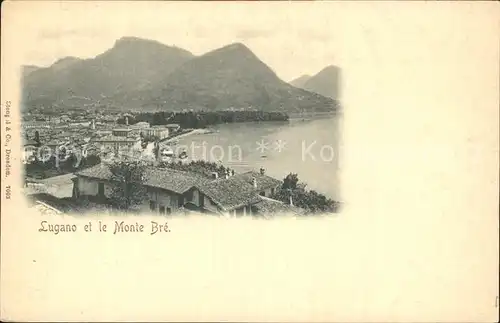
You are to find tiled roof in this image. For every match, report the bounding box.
[75,164,209,194]
[75,164,112,180]
[75,164,283,211]
[196,171,282,211]
[40,173,77,185]
[145,167,209,194]
[196,177,262,211]
[252,196,305,215]
[235,171,282,190]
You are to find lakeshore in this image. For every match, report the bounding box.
[162,128,212,144]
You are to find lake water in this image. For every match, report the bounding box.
[175,115,342,201]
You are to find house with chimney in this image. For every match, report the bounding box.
[182,168,282,216]
[195,168,304,216]
[72,164,302,216]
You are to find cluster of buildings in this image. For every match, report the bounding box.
[73,164,303,216]
[22,110,182,163]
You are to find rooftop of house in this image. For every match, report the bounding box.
[196,176,261,211]
[236,171,282,190]
[252,196,305,216]
[75,163,210,195]
[195,171,282,211]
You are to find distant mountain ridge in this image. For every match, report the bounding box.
[23,37,194,109]
[290,65,341,99]
[22,37,338,113]
[51,56,82,70]
[290,74,311,88]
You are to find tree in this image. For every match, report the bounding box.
[108,160,148,210]
[282,173,299,190]
[60,153,78,172]
[81,154,101,169]
[152,140,160,159]
[34,131,41,147]
[271,173,341,214]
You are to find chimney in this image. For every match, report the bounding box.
[259,167,265,175]
[125,116,129,126]
[252,177,257,188]
[211,172,219,180]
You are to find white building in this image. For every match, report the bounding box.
[93,135,140,155]
[142,127,169,139]
[112,128,133,137]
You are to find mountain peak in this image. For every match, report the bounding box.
[210,42,254,55]
[320,65,339,73]
[116,36,148,43]
[199,42,267,69]
[292,65,341,99]
[110,36,193,57]
[224,42,248,50]
[115,36,162,46]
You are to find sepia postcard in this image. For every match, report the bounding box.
[1,1,499,321]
